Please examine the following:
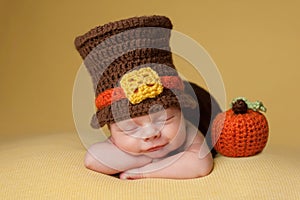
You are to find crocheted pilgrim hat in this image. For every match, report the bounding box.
[74,15,197,128]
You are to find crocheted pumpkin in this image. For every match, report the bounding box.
[211,97,269,157]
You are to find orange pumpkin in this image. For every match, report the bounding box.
[211,98,269,157]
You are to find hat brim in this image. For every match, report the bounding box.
[90,88,197,128]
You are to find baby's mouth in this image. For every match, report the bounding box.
[146,143,168,152]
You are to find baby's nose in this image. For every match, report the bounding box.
[144,131,161,142]
[142,125,161,142]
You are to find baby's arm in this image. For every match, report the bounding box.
[84,140,152,174]
[121,125,213,179]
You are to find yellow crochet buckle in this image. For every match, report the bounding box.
[120,67,164,104]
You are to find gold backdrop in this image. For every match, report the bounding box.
[1,0,299,149]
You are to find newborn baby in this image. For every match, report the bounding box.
[85,107,213,179]
[74,15,218,180]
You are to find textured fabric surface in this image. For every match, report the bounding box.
[74,15,173,59]
[1,132,299,199]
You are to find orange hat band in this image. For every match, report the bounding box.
[95,76,184,109]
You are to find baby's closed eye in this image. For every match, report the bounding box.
[123,126,140,134]
[155,115,175,124]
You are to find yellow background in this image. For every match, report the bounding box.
[1,0,299,149]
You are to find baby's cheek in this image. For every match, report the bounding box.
[114,135,142,154]
[167,123,187,146]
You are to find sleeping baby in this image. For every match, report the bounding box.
[74,15,219,179]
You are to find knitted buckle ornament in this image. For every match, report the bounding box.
[120,67,163,104]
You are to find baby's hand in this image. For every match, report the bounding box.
[120,166,150,180]
[120,171,144,180]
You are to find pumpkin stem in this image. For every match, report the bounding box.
[232,99,248,114]
[231,97,267,113]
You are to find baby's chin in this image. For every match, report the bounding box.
[144,150,169,159]
[124,148,169,158]
[142,145,177,159]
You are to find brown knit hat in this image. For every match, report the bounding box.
[74,15,196,128]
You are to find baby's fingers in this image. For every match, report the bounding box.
[120,172,144,180]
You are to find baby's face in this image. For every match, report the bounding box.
[109,108,187,158]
